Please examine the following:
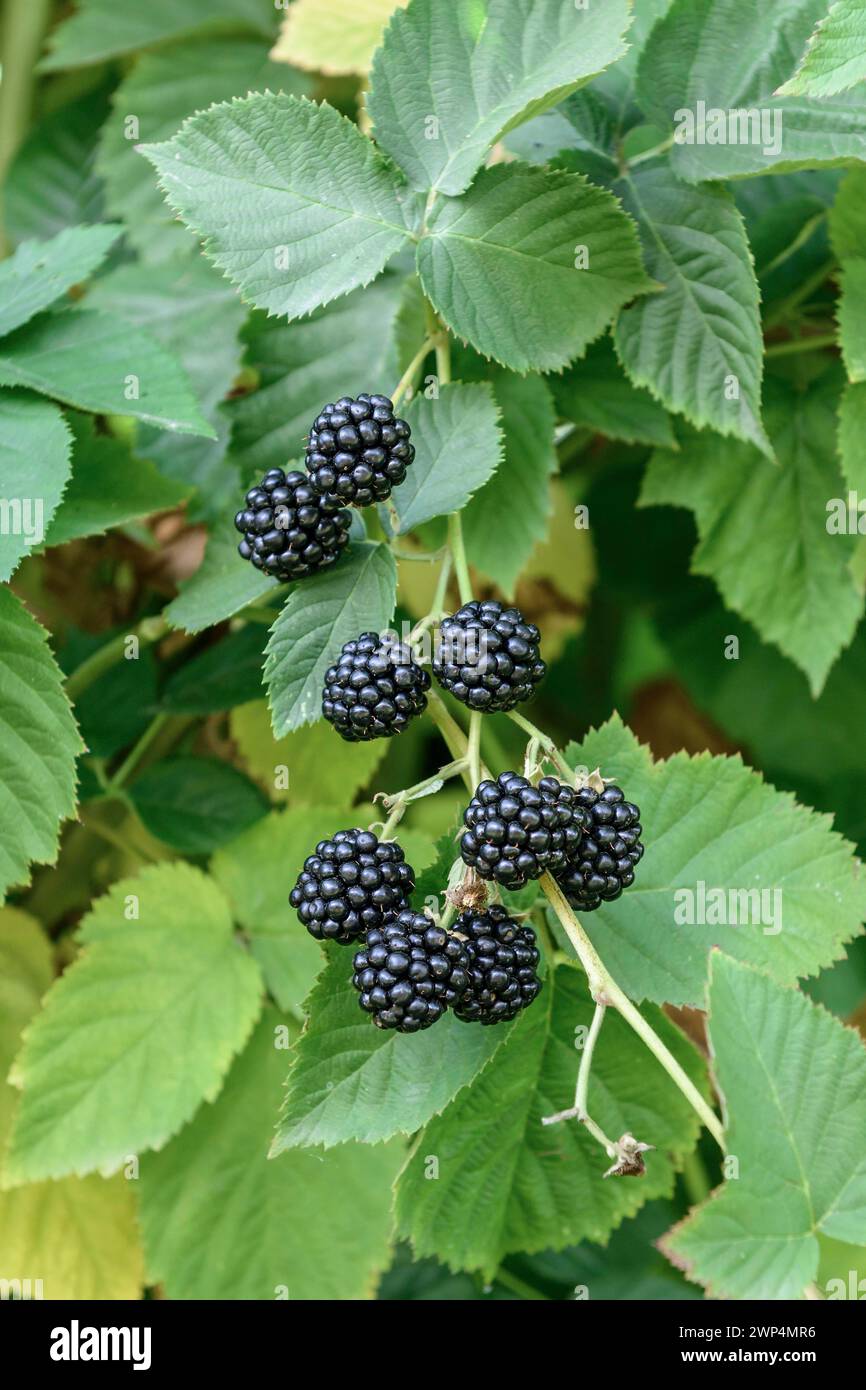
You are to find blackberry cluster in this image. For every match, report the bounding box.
[432,600,545,712]
[322,632,431,742]
[352,911,470,1032]
[453,906,542,1025]
[234,468,350,579]
[290,829,415,944]
[305,393,414,507]
[555,785,644,911]
[461,772,585,888]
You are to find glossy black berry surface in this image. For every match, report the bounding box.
[234,468,350,580]
[322,631,431,741]
[305,393,414,507]
[352,911,470,1032]
[453,905,542,1025]
[290,829,415,944]
[554,784,643,911]
[461,772,586,888]
[432,600,545,712]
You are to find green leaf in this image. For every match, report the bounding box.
[636,0,866,182]
[40,0,276,71]
[0,390,72,581]
[96,39,306,262]
[385,383,502,535]
[641,371,862,695]
[561,716,866,1008]
[140,94,415,320]
[829,168,866,262]
[4,89,108,244]
[778,0,866,97]
[829,171,866,383]
[231,700,386,805]
[139,1007,402,1299]
[615,167,769,456]
[127,758,270,854]
[839,382,866,490]
[368,0,633,196]
[0,908,53,1150]
[161,626,269,715]
[551,336,676,449]
[663,954,866,1298]
[0,308,215,437]
[230,273,403,479]
[417,163,651,373]
[395,963,705,1276]
[4,864,263,1183]
[265,542,397,736]
[462,373,558,594]
[273,944,507,1152]
[272,0,408,76]
[0,225,120,338]
[0,588,83,901]
[164,517,278,635]
[43,412,189,549]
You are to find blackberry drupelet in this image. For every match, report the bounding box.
[461,771,586,888]
[234,467,350,580]
[554,784,643,911]
[304,393,414,507]
[432,599,545,711]
[352,911,470,1032]
[290,829,415,944]
[322,631,431,741]
[453,904,542,1025]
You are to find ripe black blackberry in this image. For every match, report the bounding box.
[352,911,470,1033]
[432,600,545,711]
[453,905,542,1025]
[289,829,415,944]
[461,772,585,888]
[305,393,414,507]
[322,631,430,741]
[234,467,350,579]
[555,784,643,911]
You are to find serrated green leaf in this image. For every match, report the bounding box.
[141,94,415,320]
[368,0,633,196]
[778,0,866,97]
[395,963,705,1276]
[417,164,651,373]
[265,542,397,736]
[561,716,866,1008]
[127,757,270,854]
[552,336,676,449]
[139,1007,402,1299]
[839,381,866,490]
[636,0,866,182]
[462,373,558,594]
[0,308,215,437]
[615,167,769,456]
[161,625,268,715]
[0,909,53,1149]
[385,383,502,535]
[231,700,386,805]
[0,390,72,581]
[40,0,276,71]
[0,588,83,901]
[165,517,279,634]
[0,225,119,338]
[829,168,866,262]
[663,954,866,1298]
[837,260,866,382]
[272,0,408,76]
[4,864,263,1183]
[641,371,862,695]
[230,273,403,479]
[4,89,108,244]
[273,945,507,1151]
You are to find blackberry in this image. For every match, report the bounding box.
[234,468,350,580]
[290,828,415,944]
[461,772,585,888]
[352,911,470,1033]
[453,905,542,1025]
[554,784,643,911]
[432,600,545,711]
[322,631,431,741]
[305,393,414,507]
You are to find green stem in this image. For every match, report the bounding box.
[426,691,476,792]
[106,712,170,793]
[494,1268,550,1301]
[506,709,576,782]
[764,253,834,328]
[764,331,837,358]
[65,617,167,700]
[0,0,52,247]
[681,1148,712,1207]
[391,334,440,408]
[467,710,482,789]
[448,512,473,604]
[431,548,453,616]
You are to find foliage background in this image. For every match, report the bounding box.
[1,0,866,1302]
